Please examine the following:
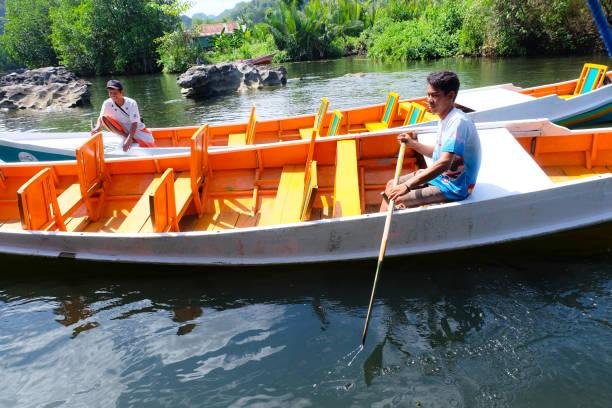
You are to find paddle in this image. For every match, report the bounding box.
[361,139,408,346]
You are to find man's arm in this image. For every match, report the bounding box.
[122,122,139,151]
[386,151,455,200]
[398,132,434,158]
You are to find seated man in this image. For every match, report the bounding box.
[91,79,155,151]
[381,71,481,211]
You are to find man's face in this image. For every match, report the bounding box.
[426,84,455,115]
[107,88,123,104]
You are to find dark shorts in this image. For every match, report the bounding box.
[393,171,447,209]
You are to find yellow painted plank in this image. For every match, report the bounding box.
[228,132,247,146]
[561,166,600,179]
[365,122,387,131]
[117,192,152,233]
[279,166,306,224]
[299,127,315,140]
[57,183,83,216]
[334,139,361,217]
[174,171,192,216]
[258,165,305,226]
[117,175,162,233]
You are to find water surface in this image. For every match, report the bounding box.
[1,55,610,131]
[1,226,612,407]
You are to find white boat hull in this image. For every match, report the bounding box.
[1,175,610,265]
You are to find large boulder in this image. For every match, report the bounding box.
[177,62,287,98]
[0,67,91,109]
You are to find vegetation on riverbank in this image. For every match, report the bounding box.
[0,0,607,75]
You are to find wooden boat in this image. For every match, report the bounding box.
[0,118,611,266]
[240,53,275,65]
[1,64,610,163]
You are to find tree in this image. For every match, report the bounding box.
[49,0,186,75]
[50,0,98,75]
[2,0,58,68]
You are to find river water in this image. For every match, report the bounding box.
[1,56,611,407]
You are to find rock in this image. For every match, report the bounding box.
[0,67,91,110]
[177,62,287,98]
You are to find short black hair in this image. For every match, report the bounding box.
[427,71,460,96]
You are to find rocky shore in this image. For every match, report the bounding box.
[177,62,287,98]
[0,67,90,110]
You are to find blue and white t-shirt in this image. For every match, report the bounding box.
[428,107,481,200]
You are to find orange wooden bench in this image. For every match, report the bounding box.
[259,127,319,226]
[124,124,210,233]
[228,104,257,145]
[16,133,110,231]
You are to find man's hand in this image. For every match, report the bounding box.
[122,135,134,152]
[385,182,410,201]
[397,131,417,144]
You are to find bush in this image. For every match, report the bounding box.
[156,28,202,73]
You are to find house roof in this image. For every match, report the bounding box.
[199,22,240,37]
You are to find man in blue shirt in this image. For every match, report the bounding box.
[381,71,481,211]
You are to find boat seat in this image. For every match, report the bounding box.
[333,139,361,217]
[326,110,344,136]
[419,127,553,204]
[116,174,163,233]
[56,183,84,217]
[259,161,318,226]
[17,168,69,231]
[400,101,427,126]
[74,132,111,221]
[299,97,329,140]
[16,133,111,231]
[559,63,609,99]
[144,124,210,232]
[228,104,257,145]
[365,92,399,132]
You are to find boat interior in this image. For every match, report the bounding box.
[0,120,611,234]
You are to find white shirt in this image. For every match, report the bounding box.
[99,97,153,143]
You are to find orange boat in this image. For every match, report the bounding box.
[0,63,610,163]
[0,118,611,266]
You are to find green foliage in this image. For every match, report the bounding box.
[364,0,603,61]
[4,0,185,74]
[90,0,182,74]
[3,0,58,68]
[265,0,373,61]
[367,1,462,60]
[0,46,19,73]
[222,0,281,24]
[205,31,278,64]
[486,0,602,56]
[49,0,97,75]
[156,27,202,73]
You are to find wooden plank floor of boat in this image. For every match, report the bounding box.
[543,165,612,182]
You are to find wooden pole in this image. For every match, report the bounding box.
[361,141,407,346]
